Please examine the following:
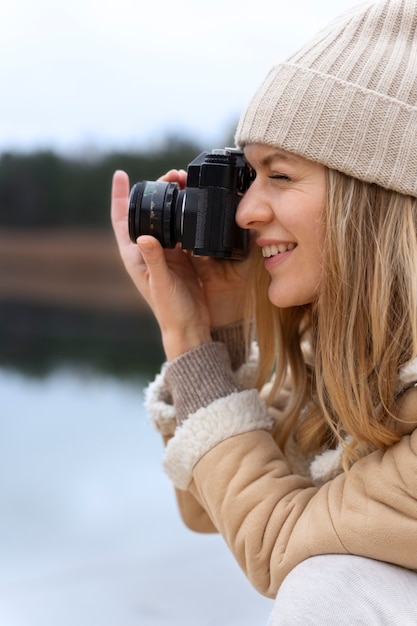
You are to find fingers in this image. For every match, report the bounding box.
[111,170,131,248]
[110,169,149,279]
[158,168,187,189]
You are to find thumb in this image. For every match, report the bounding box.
[137,235,162,266]
[136,236,181,320]
[137,236,173,289]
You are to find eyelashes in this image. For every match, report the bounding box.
[269,174,290,181]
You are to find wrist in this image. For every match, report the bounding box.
[205,289,246,328]
[162,326,212,361]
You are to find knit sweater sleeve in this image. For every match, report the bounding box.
[164,342,241,424]
[210,321,247,371]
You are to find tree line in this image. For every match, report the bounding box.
[0,137,209,230]
[0,132,236,376]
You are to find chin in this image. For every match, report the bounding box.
[268,285,315,308]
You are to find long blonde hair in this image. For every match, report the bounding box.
[247,169,417,467]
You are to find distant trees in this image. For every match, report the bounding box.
[0,136,205,229]
[0,132,247,376]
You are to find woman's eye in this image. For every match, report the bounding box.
[269,174,290,181]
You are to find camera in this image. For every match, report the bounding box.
[128,148,253,260]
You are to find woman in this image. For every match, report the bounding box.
[111,0,417,622]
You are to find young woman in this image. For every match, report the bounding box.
[111,0,417,622]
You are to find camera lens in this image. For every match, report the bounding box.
[128,181,183,248]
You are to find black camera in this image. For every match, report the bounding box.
[128,148,253,260]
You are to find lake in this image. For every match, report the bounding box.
[0,366,272,625]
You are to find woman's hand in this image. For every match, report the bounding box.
[111,169,252,360]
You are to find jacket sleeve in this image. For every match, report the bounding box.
[144,336,259,533]
[162,345,417,598]
[144,361,218,532]
[185,427,417,597]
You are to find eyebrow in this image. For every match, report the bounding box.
[245,148,299,169]
[260,149,299,166]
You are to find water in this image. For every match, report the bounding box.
[0,367,272,625]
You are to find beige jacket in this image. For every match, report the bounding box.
[145,340,417,598]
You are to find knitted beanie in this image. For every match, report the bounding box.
[235,0,417,197]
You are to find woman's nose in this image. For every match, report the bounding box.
[235,185,272,230]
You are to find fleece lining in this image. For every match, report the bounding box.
[163,389,275,489]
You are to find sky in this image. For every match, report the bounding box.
[0,0,361,155]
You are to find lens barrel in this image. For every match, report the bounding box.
[128,181,181,248]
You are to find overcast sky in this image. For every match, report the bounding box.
[1,0,361,155]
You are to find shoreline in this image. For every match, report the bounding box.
[0,228,148,314]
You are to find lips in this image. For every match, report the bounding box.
[261,242,296,258]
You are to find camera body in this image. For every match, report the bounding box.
[128,148,253,260]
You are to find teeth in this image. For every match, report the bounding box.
[262,243,295,258]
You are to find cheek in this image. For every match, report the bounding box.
[308,196,326,248]
[295,204,326,273]
[313,217,326,250]
[309,218,326,283]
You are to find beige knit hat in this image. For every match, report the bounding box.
[235,0,417,197]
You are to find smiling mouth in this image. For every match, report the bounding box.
[262,243,296,258]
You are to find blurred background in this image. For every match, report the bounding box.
[0,0,359,624]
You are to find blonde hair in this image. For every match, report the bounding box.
[247,169,417,468]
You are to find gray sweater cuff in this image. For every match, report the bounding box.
[210,321,247,371]
[165,342,240,424]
